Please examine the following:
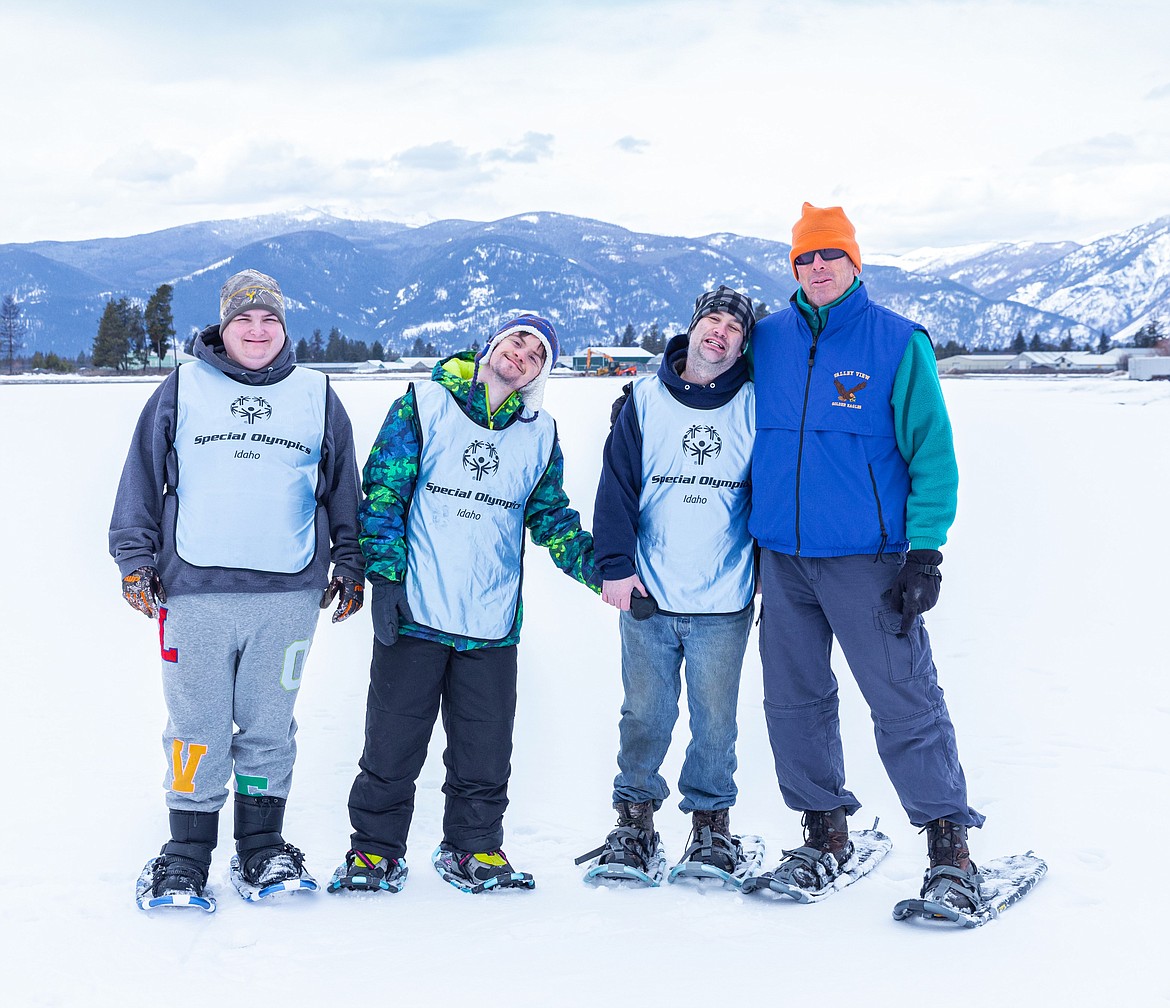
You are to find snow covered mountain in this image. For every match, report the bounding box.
[2,209,1165,358]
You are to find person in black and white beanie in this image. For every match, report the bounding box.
[585,285,759,883]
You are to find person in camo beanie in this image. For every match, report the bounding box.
[110,267,364,911]
[220,269,287,332]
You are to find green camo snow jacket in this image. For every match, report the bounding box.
[358,352,600,650]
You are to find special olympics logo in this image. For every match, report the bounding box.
[682,424,722,465]
[462,440,500,481]
[230,396,273,424]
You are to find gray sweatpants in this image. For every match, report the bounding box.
[158,590,321,814]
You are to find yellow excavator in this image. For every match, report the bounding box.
[584,348,638,376]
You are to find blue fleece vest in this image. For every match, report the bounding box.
[633,377,755,614]
[751,284,920,556]
[406,379,556,641]
[173,360,325,573]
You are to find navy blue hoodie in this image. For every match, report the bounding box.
[592,332,752,582]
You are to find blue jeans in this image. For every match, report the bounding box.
[613,604,754,813]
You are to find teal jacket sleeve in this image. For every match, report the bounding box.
[524,434,601,593]
[891,331,959,551]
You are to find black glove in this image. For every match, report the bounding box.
[629,589,659,621]
[121,565,167,619]
[320,575,364,623]
[609,382,634,430]
[370,576,414,646]
[890,549,943,634]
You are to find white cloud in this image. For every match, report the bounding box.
[4,1,1170,249]
[95,144,196,184]
[615,136,650,154]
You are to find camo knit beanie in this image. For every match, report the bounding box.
[220,269,287,331]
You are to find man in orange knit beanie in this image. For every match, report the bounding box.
[747,201,996,923]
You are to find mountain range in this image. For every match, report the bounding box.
[3,208,1167,359]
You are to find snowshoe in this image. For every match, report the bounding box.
[743,822,892,903]
[577,825,668,887]
[893,851,1047,928]
[328,849,408,894]
[229,844,318,902]
[135,855,216,913]
[668,829,765,888]
[432,844,535,894]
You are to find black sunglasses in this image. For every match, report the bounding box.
[793,248,848,266]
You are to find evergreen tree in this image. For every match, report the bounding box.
[753,300,771,321]
[1133,320,1163,348]
[0,294,28,374]
[1010,330,1026,353]
[934,339,969,360]
[1097,330,1111,355]
[371,341,384,360]
[92,299,131,369]
[409,336,428,356]
[619,322,637,348]
[308,328,325,362]
[29,351,71,373]
[144,284,175,370]
[125,301,148,371]
[1059,334,1074,352]
[641,322,666,355]
[325,326,345,362]
[295,337,310,361]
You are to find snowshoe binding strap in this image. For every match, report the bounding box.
[680,825,740,874]
[919,863,984,915]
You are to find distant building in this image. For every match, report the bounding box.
[936,355,1014,374]
[1129,356,1170,380]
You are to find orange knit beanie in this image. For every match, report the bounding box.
[789,202,861,278]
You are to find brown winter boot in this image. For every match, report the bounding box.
[680,808,740,874]
[921,818,981,913]
[771,807,854,892]
[926,818,971,870]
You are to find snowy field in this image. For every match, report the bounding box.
[1,373,1167,1007]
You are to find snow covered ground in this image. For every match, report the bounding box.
[2,373,1167,1007]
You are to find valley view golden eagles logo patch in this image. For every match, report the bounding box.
[832,371,869,410]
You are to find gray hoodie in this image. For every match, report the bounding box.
[108,326,364,596]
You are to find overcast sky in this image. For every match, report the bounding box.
[4,0,1169,253]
